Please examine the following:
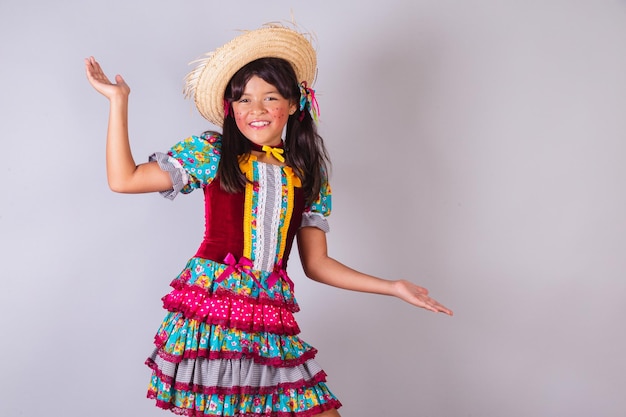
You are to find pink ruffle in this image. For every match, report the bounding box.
[170,281,300,313]
[162,287,300,335]
[148,395,342,417]
[152,346,318,368]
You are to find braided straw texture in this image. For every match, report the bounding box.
[184,24,317,127]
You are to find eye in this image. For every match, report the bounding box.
[238,98,250,103]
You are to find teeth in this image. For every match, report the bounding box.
[250,121,269,127]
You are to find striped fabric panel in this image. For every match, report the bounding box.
[149,152,188,200]
[150,355,324,392]
[301,212,330,233]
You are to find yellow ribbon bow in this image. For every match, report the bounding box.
[261,145,285,162]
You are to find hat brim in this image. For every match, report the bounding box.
[185,25,317,127]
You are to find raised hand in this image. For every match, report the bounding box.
[392,279,453,315]
[85,56,130,100]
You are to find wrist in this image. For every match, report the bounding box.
[109,92,130,104]
[390,279,413,298]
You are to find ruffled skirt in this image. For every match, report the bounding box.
[146,256,341,416]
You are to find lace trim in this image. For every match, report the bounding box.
[149,152,189,200]
[300,212,330,232]
[253,163,269,270]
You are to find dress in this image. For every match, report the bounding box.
[145,132,341,416]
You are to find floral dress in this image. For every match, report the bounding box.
[145,132,341,416]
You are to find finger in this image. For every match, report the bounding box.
[85,58,99,78]
[89,64,112,85]
[93,60,104,74]
[86,56,99,72]
[430,301,453,316]
[85,61,98,82]
[85,65,104,84]
[87,57,105,77]
[420,296,453,316]
[85,57,95,72]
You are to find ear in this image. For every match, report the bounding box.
[289,102,297,115]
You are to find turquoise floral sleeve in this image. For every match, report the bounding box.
[305,175,331,216]
[167,132,222,194]
[301,171,331,232]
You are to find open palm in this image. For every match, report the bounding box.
[85,56,130,99]
[393,279,453,315]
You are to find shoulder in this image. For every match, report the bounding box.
[199,130,222,147]
[169,131,223,167]
[172,131,222,154]
[167,131,223,175]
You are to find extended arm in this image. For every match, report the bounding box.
[85,56,172,194]
[297,226,453,315]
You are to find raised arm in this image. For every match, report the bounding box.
[297,226,453,315]
[85,56,172,194]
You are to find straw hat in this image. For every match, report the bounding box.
[183,24,317,127]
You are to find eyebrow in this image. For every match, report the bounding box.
[240,89,281,96]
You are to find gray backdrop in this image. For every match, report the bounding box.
[1,0,625,416]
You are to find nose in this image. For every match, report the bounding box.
[250,100,266,114]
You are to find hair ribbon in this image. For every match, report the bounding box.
[298,81,320,122]
[223,99,230,118]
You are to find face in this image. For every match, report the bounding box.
[231,75,297,147]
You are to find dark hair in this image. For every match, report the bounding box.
[214,57,330,206]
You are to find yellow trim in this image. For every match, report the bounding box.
[283,166,301,188]
[238,154,255,173]
[239,156,254,259]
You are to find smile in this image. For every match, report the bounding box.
[250,121,270,127]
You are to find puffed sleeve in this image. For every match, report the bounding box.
[149,132,222,200]
[301,172,332,232]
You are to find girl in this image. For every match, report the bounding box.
[85,24,452,417]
